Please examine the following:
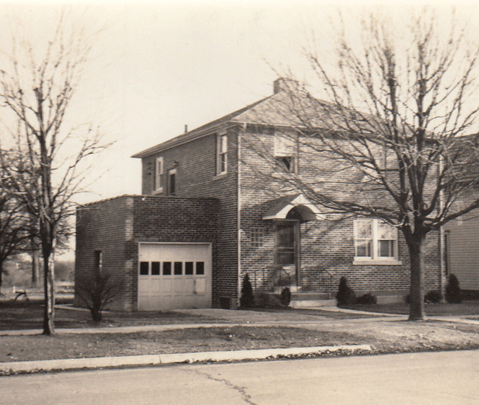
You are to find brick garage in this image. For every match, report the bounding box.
[75,195,218,311]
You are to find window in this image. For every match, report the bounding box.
[185,262,194,275]
[174,262,183,275]
[250,227,264,247]
[139,262,149,275]
[163,262,172,275]
[94,250,103,274]
[168,168,177,195]
[354,219,399,263]
[196,262,205,275]
[274,133,297,173]
[151,262,160,275]
[217,133,227,175]
[155,157,164,192]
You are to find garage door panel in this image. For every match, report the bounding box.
[138,243,212,311]
[195,278,206,295]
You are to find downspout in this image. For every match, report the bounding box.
[237,123,246,306]
[438,155,445,298]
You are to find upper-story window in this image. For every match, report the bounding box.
[168,168,177,196]
[217,133,228,175]
[274,133,297,173]
[155,157,164,193]
[94,250,103,274]
[354,219,399,263]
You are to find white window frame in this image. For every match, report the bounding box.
[168,168,177,196]
[217,133,228,175]
[274,133,297,173]
[155,157,164,193]
[353,219,401,265]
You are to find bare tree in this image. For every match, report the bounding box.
[0,14,107,334]
[248,9,479,320]
[0,149,30,288]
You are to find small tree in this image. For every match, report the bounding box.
[445,274,462,304]
[240,274,254,309]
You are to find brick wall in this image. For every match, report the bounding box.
[138,126,240,306]
[238,128,442,298]
[75,195,219,311]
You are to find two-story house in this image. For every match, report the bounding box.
[75,79,443,311]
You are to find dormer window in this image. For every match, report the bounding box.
[217,133,227,175]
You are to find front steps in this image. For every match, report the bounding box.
[290,292,336,308]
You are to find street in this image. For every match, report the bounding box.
[1,350,478,405]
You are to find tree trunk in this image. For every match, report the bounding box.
[31,249,40,288]
[42,249,55,335]
[408,235,426,321]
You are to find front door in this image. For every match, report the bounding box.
[274,220,300,285]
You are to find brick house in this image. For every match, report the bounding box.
[75,79,444,311]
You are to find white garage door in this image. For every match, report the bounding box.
[138,243,212,311]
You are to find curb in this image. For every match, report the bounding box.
[0,344,371,375]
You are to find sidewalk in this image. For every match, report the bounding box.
[1,307,478,375]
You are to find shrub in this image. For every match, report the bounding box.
[76,270,122,322]
[240,274,254,309]
[280,287,292,307]
[356,293,377,305]
[425,290,443,303]
[445,274,462,303]
[336,276,356,306]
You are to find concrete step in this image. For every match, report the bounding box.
[290,299,337,308]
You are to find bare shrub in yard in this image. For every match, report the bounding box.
[76,270,122,322]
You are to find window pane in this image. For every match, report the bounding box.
[185,262,194,275]
[220,135,227,153]
[277,224,295,248]
[196,262,205,275]
[151,262,160,275]
[379,240,394,257]
[355,221,372,239]
[378,223,395,240]
[356,241,371,257]
[174,262,183,275]
[140,262,149,275]
[163,262,172,275]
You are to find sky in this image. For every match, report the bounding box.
[1,1,478,207]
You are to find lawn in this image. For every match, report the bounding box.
[343,300,479,317]
[2,298,479,367]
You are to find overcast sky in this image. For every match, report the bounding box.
[1,1,477,206]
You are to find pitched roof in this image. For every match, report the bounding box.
[131,83,322,159]
[131,93,276,159]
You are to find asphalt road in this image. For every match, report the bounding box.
[2,350,478,405]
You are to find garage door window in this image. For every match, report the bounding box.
[151,262,160,275]
[140,262,149,275]
[163,262,172,275]
[196,262,205,275]
[141,261,207,277]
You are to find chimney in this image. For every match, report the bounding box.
[273,77,299,94]
[184,124,188,133]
